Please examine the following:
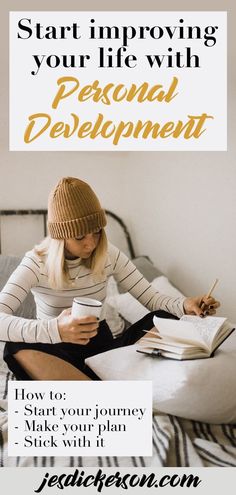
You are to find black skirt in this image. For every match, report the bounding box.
[3,310,178,380]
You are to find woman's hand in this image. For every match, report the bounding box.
[57,308,99,344]
[183,295,220,317]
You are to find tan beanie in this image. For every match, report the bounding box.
[47,177,107,239]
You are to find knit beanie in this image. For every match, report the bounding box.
[47,177,107,239]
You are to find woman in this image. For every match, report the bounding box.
[0,177,219,380]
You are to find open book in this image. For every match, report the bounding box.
[136,315,235,360]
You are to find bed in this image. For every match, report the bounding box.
[0,210,236,468]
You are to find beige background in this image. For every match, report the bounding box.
[0,0,235,320]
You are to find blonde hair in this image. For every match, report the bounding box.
[34,229,108,290]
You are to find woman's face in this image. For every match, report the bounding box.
[64,230,101,260]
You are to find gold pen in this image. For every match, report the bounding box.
[200,278,219,311]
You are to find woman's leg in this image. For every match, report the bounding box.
[14,350,91,380]
[3,320,114,380]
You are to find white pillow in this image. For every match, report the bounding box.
[85,325,236,424]
[107,276,184,324]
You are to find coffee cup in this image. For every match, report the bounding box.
[72,297,102,319]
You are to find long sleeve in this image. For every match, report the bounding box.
[0,252,61,343]
[109,244,185,318]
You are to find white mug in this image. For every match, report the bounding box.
[72,297,102,319]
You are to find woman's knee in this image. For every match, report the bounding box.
[14,349,43,366]
[13,349,91,381]
[153,310,179,320]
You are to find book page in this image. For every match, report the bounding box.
[180,316,227,348]
[153,315,226,350]
[153,316,208,347]
[140,334,195,349]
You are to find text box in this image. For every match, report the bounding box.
[8,380,152,456]
[9,11,227,150]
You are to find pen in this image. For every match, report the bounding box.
[142,329,161,338]
[136,349,162,357]
[200,278,219,311]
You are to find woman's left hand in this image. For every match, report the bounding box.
[183,295,220,317]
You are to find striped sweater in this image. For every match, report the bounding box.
[0,243,185,343]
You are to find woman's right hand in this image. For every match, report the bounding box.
[57,308,99,344]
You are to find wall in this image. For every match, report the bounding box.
[0,0,235,320]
